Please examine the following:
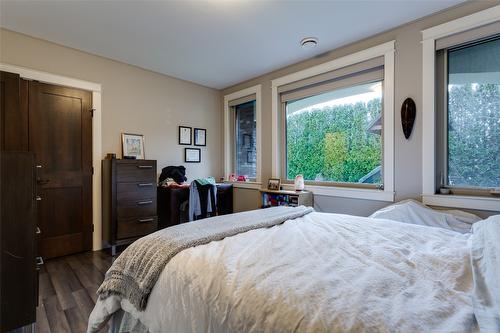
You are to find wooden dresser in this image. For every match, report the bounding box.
[102,159,158,255]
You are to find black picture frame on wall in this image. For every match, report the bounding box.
[193,128,206,146]
[178,126,192,145]
[185,148,201,163]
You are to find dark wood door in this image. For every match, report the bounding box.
[29,81,93,259]
[0,152,37,332]
[0,71,29,151]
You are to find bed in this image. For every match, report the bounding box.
[88,201,500,333]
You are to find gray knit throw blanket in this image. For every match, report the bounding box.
[97,206,314,311]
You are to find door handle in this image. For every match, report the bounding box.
[36,226,41,235]
[36,256,44,267]
[137,200,153,205]
[37,178,50,185]
[36,196,42,201]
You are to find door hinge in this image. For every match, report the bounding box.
[90,108,95,117]
[91,166,94,175]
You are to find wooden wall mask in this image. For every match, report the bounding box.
[401,98,416,139]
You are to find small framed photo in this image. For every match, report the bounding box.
[121,133,145,159]
[185,148,201,163]
[179,126,192,145]
[194,128,206,146]
[267,178,281,191]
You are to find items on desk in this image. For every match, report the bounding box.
[159,165,187,185]
[189,177,217,221]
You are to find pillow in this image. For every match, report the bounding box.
[369,199,482,233]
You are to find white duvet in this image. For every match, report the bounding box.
[90,211,481,333]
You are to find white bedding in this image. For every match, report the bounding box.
[369,199,481,233]
[90,211,479,333]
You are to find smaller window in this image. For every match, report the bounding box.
[233,100,257,180]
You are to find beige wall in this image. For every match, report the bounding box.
[0,28,222,182]
[222,1,499,217]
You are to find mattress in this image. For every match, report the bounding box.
[89,210,489,332]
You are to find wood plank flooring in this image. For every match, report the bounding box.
[36,251,112,333]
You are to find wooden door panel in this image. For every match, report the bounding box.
[38,187,83,237]
[29,81,93,259]
[33,93,83,172]
[0,71,29,151]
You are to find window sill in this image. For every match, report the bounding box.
[281,184,394,202]
[422,194,500,212]
[224,181,261,190]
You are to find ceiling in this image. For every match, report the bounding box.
[0,0,465,89]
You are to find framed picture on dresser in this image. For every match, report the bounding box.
[121,133,145,159]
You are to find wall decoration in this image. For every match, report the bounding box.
[121,133,145,159]
[179,126,192,145]
[185,148,201,163]
[401,98,416,140]
[267,178,281,191]
[194,128,206,146]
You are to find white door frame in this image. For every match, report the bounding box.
[0,63,103,250]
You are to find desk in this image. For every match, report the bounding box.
[157,183,233,229]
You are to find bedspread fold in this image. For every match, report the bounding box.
[97,205,313,311]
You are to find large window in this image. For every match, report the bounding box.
[281,62,384,187]
[439,36,500,190]
[234,100,257,179]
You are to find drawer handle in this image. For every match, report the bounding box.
[36,256,44,267]
[137,165,153,169]
[137,183,153,187]
[138,218,154,223]
[137,200,153,205]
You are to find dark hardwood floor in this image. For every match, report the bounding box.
[36,250,112,333]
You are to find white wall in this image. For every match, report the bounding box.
[0,28,222,182]
[222,1,499,217]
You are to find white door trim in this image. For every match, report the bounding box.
[0,63,104,251]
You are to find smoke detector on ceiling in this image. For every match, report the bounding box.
[300,37,319,49]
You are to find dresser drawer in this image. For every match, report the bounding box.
[117,198,156,218]
[117,216,157,239]
[116,161,156,183]
[117,182,156,203]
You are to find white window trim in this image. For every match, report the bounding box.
[0,62,104,249]
[271,41,395,202]
[223,84,262,185]
[224,181,262,190]
[421,5,500,212]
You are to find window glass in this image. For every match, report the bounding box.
[234,101,256,179]
[285,81,383,184]
[447,36,500,188]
